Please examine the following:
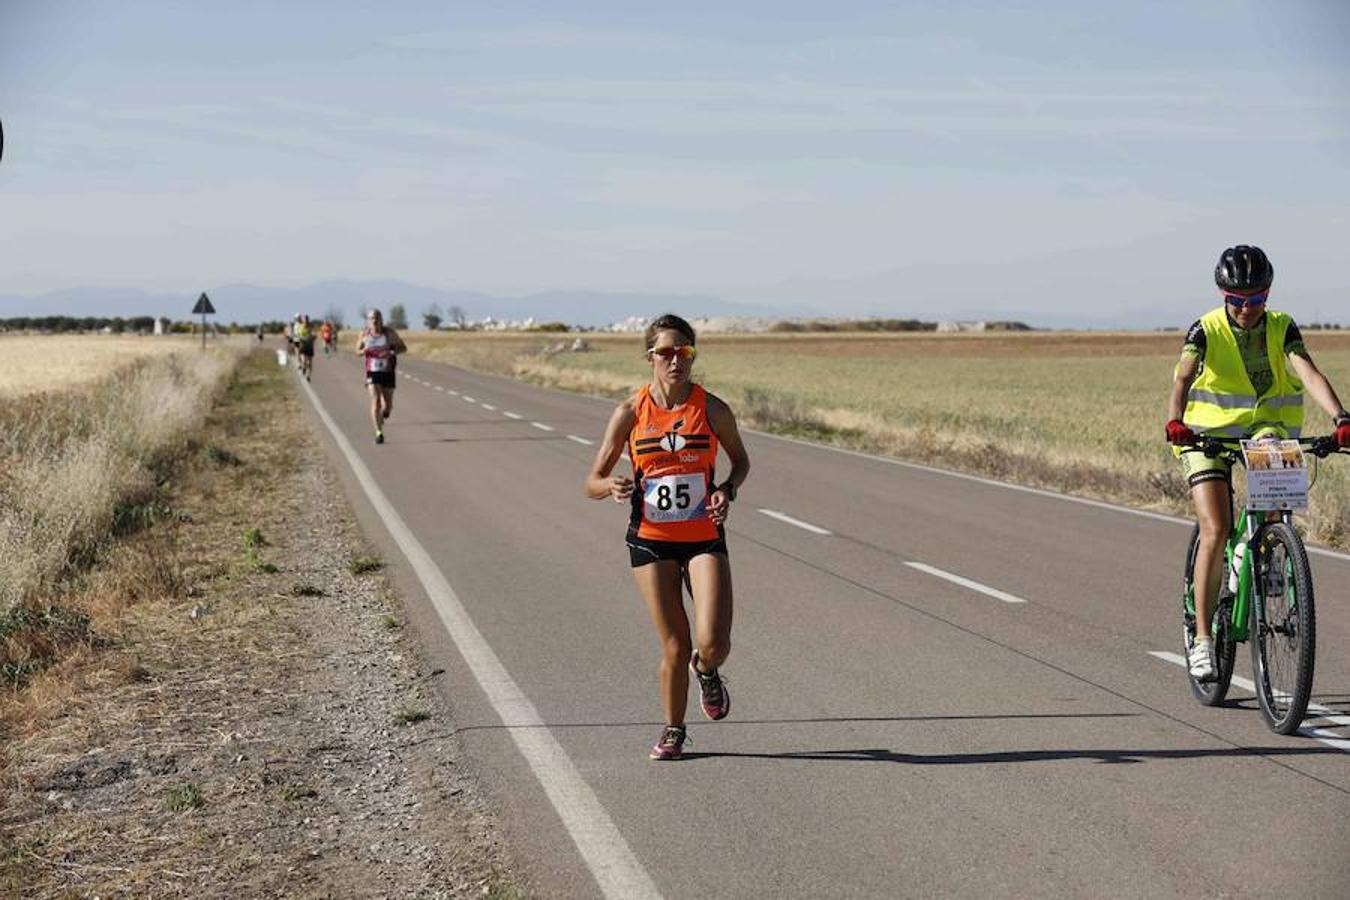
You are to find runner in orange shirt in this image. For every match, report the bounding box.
[584,314,750,760]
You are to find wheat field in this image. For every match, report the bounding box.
[398,329,1350,548]
[0,334,234,397]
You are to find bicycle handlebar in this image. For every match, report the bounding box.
[1179,434,1347,460]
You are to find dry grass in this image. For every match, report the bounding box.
[0,345,247,697]
[0,334,242,397]
[397,329,1350,549]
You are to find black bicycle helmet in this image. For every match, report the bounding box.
[1215,244,1273,293]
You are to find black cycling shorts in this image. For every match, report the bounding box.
[626,534,728,568]
[365,371,396,389]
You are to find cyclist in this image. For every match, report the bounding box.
[356,308,406,444]
[584,314,750,760]
[294,314,316,380]
[320,319,335,357]
[1165,245,1350,681]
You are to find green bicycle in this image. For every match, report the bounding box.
[1181,434,1346,734]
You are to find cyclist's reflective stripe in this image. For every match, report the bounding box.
[1189,389,1256,409]
[1263,394,1303,409]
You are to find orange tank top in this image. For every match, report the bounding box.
[627,383,720,542]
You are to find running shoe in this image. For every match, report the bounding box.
[649,725,686,761]
[690,651,730,720]
[375,430,385,445]
[1188,637,1215,682]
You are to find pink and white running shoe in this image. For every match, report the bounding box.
[649,725,687,761]
[690,651,730,721]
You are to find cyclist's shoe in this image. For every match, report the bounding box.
[690,651,730,721]
[649,725,686,761]
[1188,637,1216,682]
[375,430,385,445]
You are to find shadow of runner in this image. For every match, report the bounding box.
[450,711,1143,735]
[678,745,1348,764]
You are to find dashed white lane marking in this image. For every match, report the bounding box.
[567,435,594,446]
[481,403,496,411]
[531,422,555,432]
[1148,652,1350,753]
[299,379,663,900]
[462,395,477,403]
[755,430,1350,564]
[503,411,523,420]
[757,508,832,535]
[449,389,460,396]
[903,562,1028,604]
[435,386,445,392]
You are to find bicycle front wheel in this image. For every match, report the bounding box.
[1182,524,1235,705]
[1249,522,1316,735]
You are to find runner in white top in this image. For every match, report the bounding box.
[355,308,407,444]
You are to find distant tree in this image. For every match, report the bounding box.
[449,305,467,329]
[323,304,346,328]
[422,304,444,330]
[388,304,408,329]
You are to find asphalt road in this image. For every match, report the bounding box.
[295,348,1350,900]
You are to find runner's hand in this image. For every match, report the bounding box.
[708,489,730,524]
[1165,419,1195,445]
[610,474,634,502]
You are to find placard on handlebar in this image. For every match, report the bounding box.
[1239,439,1308,511]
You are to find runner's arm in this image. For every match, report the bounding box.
[707,395,750,524]
[1287,352,1349,422]
[386,329,409,354]
[584,401,637,501]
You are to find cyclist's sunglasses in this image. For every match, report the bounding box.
[648,345,697,362]
[1223,290,1268,308]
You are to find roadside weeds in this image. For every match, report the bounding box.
[1,351,523,899]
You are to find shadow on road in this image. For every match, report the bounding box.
[678,744,1347,764]
[453,711,1142,735]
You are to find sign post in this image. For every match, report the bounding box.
[191,292,216,349]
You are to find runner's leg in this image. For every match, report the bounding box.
[686,552,732,671]
[368,384,384,433]
[632,560,692,726]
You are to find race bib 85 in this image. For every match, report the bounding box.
[643,474,707,523]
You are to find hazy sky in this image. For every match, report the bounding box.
[2,1,1349,321]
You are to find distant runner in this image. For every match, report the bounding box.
[294,314,316,381]
[584,314,750,760]
[357,308,407,444]
[320,320,335,357]
[1165,244,1350,681]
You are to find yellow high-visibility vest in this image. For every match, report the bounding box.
[1183,306,1303,439]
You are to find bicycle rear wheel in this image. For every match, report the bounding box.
[1182,524,1235,705]
[1249,522,1316,735]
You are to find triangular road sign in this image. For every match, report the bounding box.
[192,293,216,315]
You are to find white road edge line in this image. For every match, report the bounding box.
[904,562,1028,604]
[298,379,663,900]
[531,422,555,432]
[481,404,496,411]
[757,508,832,535]
[503,411,522,420]
[568,435,595,446]
[1147,652,1350,753]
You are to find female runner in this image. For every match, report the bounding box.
[356,308,407,444]
[584,314,750,760]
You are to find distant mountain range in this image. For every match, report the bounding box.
[0,280,811,328]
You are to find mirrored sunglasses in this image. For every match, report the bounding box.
[648,345,697,362]
[1223,290,1268,308]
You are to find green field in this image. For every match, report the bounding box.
[398,330,1350,549]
